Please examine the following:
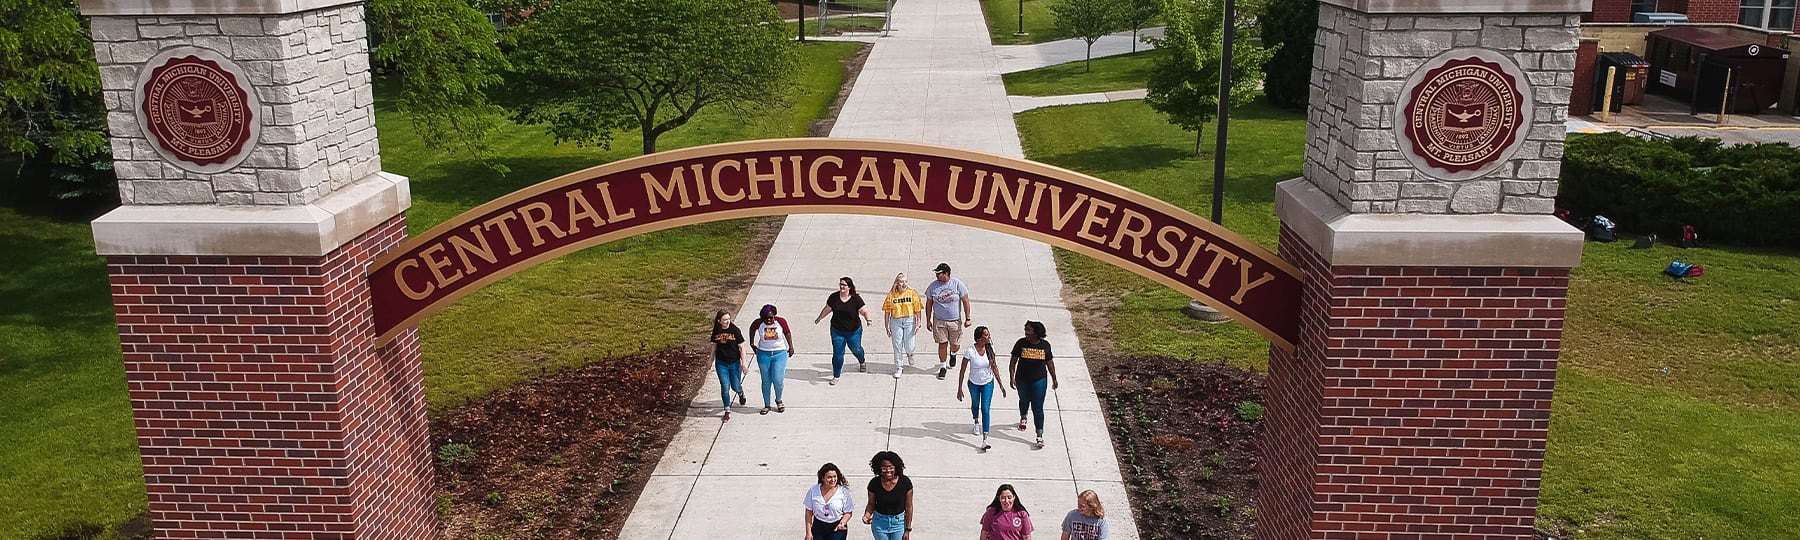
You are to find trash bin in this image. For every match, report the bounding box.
[1593,52,1651,112]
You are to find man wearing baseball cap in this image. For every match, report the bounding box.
[922,262,972,380]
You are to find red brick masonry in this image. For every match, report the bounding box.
[1257,225,1568,540]
[109,215,434,539]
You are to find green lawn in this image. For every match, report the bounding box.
[0,40,863,539]
[1016,98,1800,537]
[1002,50,1156,96]
[982,0,1065,45]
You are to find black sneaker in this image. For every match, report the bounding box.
[936,367,947,380]
[949,357,957,368]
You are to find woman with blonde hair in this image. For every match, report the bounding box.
[1059,490,1108,540]
[881,272,925,379]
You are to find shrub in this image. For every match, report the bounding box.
[1557,133,1800,247]
[1234,401,1264,422]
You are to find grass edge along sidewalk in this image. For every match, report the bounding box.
[0,40,865,540]
[1015,98,1800,538]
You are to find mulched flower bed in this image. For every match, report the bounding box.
[430,350,699,539]
[1095,356,1267,540]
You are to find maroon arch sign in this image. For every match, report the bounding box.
[368,139,1302,349]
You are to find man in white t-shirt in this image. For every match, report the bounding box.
[922,262,971,380]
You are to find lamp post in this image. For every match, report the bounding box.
[1187,0,1238,322]
[1016,0,1027,36]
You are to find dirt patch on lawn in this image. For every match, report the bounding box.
[1095,356,1266,539]
[810,42,874,137]
[431,350,699,539]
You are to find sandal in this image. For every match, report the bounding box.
[737,392,746,406]
[760,406,771,415]
[776,402,786,413]
[858,363,867,373]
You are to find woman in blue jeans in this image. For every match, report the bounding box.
[814,276,873,385]
[709,309,749,421]
[956,326,1007,451]
[1008,321,1058,449]
[862,451,913,540]
[749,304,794,415]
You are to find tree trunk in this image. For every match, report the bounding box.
[1195,129,1205,156]
[643,120,659,154]
[1085,42,1093,73]
[1132,29,1138,52]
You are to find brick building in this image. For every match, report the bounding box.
[1590,0,1799,30]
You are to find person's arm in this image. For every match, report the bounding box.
[815,304,831,324]
[884,300,895,336]
[778,318,795,353]
[1022,514,1034,540]
[1008,342,1020,390]
[1061,533,1070,540]
[859,305,872,326]
[902,488,914,538]
[863,489,875,524]
[956,353,970,401]
[912,292,924,327]
[1046,342,1059,390]
[960,292,972,327]
[838,490,855,531]
[922,294,936,324]
[804,509,816,540]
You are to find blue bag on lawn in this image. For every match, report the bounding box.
[1665,261,1694,278]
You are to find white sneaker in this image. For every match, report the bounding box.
[971,422,981,435]
[893,371,902,379]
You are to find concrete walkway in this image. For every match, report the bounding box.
[1011,89,1148,113]
[617,0,1140,538]
[996,27,1164,74]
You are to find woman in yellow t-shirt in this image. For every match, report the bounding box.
[881,273,925,379]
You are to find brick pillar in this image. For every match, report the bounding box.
[1571,39,1600,117]
[83,0,433,537]
[1258,1,1587,538]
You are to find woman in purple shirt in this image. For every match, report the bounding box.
[979,484,1033,540]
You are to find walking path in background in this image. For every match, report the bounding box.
[995,28,1164,73]
[618,0,1140,538]
[1011,88,1148,113]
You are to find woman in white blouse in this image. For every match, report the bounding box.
[956,326,1007,451]
[804,462,857,540]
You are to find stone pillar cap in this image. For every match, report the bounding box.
[80,0,364,16]
[1319,0,1592,14]
[1276,179,1583,268]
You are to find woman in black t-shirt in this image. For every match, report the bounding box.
[814,276,873,384]
[1009,320,1059,449]
[862,451,913,540]
[710,309,748,421]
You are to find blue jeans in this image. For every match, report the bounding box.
[871,512,906,540]
[756,349,788,407]
[968,381,995,433]
[1018,377,1048,436]
[715,361,743,409]
[887,318,916,374]
[829,326,867,377]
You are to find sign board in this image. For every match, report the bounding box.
[367,139,1304,349]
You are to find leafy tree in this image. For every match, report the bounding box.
[1143,0,1269,155]
[504,0,799,154]
[370,0,511,171]
[1052,0,1124,72]
[1259,0,1316,110]
[1117,0,1159,52]
[1,0,112,200]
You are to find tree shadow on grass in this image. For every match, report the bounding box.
[1037,144,1190,175]
[408,155,609,210]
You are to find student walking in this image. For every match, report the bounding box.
[1009,321,1059,449]
[882,273,925,379]
[955,326,1007,451]
[804,463,857,540]
[1059,490,1109,540]
[979,484,1033,540]
[862,451,914,540]
[923,262,972,380]
[749,304,794,414]
[815,276,873,384]
[709,309,749,421]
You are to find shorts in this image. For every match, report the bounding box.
[930,318,963,345]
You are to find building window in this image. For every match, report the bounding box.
[1741,0,1797,30]
[1631,0,1659,15]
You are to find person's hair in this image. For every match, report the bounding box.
[890,273,908,293]
[1077,490,1104,519]
[713,309,732,330]
[973,326,995,359]
[986,483,1026,512]
[868,451,905,478]
[816,462,845,486]
[1024,320,1047,340]
[760,304,778,322]
[839,276,858,298]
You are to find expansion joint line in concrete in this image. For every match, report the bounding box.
[656,420,725,540]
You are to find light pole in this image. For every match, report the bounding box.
[1015,0,1027,36]
[1187,0,1238,322]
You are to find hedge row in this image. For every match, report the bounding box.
[1557,133,1800,248]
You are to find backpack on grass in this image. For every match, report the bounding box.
[1664,261,1705,278]
[1586,215,1616,242]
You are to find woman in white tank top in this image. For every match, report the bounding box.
[955,326,1007,451]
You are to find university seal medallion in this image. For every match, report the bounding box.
[1394,49,1533,181]
[135,48,261,173]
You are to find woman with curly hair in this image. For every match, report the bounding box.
[862,451,913,540]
